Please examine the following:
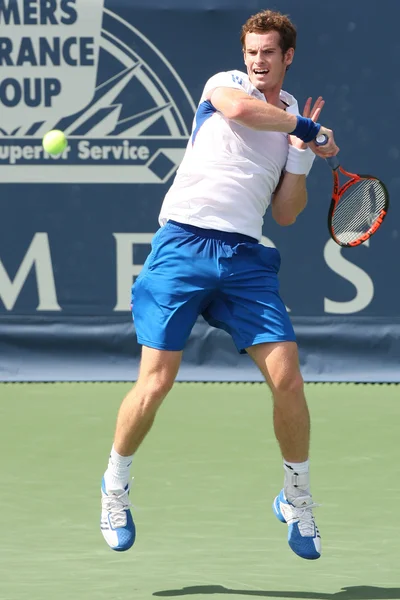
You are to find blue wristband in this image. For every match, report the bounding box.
[290,116,321,143]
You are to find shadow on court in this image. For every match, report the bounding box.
[153,585,400,599]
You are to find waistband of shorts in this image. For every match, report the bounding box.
[167,220,258,245]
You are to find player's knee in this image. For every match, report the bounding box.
[149,373,175,400]
[273,370,304,397]
[136,372,174,411]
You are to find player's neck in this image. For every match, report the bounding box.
[259,84,283,108]
[263,91,280,107]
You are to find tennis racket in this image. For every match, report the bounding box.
[315,134,389,247]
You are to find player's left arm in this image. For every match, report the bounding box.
[272,97,324,226]
[271,172,308,226]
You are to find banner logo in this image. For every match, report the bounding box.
[0,2,195,183]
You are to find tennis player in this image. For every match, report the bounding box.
[100,9,339,559]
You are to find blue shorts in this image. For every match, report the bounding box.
[131,220,295,353]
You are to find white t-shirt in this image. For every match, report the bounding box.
[159,70,313,241]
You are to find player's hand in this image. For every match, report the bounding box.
[289,96,325,150]
[309,126,340,157]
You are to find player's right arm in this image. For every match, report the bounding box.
[209,87,298,133]
[208,87,337,155]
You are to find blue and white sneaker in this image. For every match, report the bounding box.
[273,489,321,560]
[100,477,136,551]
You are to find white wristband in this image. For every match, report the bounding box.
[285,145,316,176]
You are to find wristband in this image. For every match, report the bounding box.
[285,145,316,176]
[290,116,321,143]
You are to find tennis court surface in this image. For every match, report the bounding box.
[1,382,399,600]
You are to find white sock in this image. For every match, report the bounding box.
[103,445,134,492]
[283,459,310,499]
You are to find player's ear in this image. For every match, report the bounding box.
[285,47,294,68]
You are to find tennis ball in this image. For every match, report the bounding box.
[42,130,67,155]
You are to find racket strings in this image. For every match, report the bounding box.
[332,179,387,244]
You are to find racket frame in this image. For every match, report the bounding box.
[328,165,389,247]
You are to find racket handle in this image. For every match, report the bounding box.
[326,155,340,171]
[315,133,340,171]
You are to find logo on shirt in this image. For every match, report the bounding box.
[0,1,195,183]
[231,73,243,86]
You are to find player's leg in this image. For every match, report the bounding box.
[111,346,182,457]
[247,341,320,560]
[246,341,309,463]
[246,341,320,560]
[204,241,320,559]
[101,221,220,551]
[100,347,181,552]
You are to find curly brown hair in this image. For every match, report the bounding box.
[240,10,297,54]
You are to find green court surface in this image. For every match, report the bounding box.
[1,382,400,600]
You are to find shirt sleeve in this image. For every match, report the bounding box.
[201,71,250,101]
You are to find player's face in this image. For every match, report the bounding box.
[244,31,294,92]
